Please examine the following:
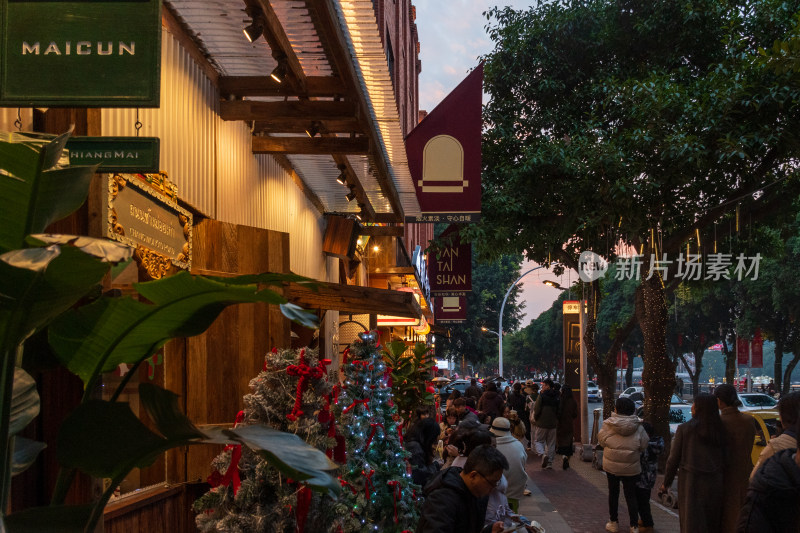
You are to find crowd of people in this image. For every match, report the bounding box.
[407,376,800,533]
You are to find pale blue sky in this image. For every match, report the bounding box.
[416,1,565,326]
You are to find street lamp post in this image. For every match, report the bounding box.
[498,265,546,377]
[481,327,501,374]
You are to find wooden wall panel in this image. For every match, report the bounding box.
[186,219,290,481]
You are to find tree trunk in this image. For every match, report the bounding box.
[637,274,675,463]
[723,338,736,386]
[583,280,622,419]
[782,345,799,395]
[774,339,784,395]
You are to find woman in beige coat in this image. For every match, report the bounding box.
[598,397,649,533]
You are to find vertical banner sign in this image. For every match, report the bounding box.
[0,0,162,107]
[405,64,483,223]
[434,295,467,323]
[562,301,581,389]
[737,336,750,366]
[428,225,471,294]
[616,350,628,369]
[751,329,763,369]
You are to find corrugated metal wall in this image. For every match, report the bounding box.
[99,28,333,282]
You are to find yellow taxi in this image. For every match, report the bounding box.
[745,410,781,465]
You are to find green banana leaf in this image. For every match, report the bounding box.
[57,384,339,494]
[0,245,114,351]
[10,368,38,437]
[12,437,46,477]
[0,130,97,253]
[49,271,318,387]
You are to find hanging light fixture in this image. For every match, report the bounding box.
[336,164,348,185]
[346,186,357,202]
[305,121,320,138]
[243,7,264,43]
[270,55,287,83]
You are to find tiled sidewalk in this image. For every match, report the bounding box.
[517,450,680,533]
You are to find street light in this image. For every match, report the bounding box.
[498,265,547,377]
[481,326,500,337]
[543,280,563,289]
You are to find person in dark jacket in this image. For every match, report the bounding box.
[636,422,664,533]
[405,417,442,487]
[416,445,509,533]
[533,379,560,468]
[465,379,483,401]
[478,382,506,423]
[661,393,726,533]
[556,385,578,470]
[737,446,800,532]
[508,382,527,417]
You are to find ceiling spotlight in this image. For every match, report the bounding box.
[355,203,366,221]
[305,121,320,138]
[269,61,287,83]
[336,164,348,185]
[243,9,264,43]
[345,185,357,202]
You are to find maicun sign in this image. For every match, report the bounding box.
[0,0,162,106]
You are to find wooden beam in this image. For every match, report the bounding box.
[371,266,414,275]
[253,118,362,135]
[250,0,307,94]
[252,136,368,154]
[220,100,356,121]
[218,76,345,98]
[332,153,375,219]
[306,0,406,220]
[359,225,405,237]
[286,281,422,318]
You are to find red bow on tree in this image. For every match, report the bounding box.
[286,351,330,421]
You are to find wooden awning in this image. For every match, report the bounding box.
[285,281,422,318]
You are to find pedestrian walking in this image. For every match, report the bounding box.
[661,393,726,533]
[598,397,648,533]
[532,379,559,468]
[490,417,529,512]
[556,384,578,470]
[635,422,664,533]
[524,382,539,451]
[751,391,800,480]
[715,384,756,532]
[465,378,482,402]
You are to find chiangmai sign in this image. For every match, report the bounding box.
[0,0,162,106]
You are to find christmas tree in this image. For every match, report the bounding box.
[331,332,419,533]
[194,347,338,532]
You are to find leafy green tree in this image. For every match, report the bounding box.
[466,0,800,441]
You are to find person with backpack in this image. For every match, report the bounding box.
[635,422,664,533]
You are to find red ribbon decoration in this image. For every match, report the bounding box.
[364,423,385,450]
[339,477,358,495]
[363,469,375,500]
[295,485,312,533]
[387,480,402,523]
[207,410,246,495]
[341,347,351,364]
[397,424,404,445]
[342,398,370,414]
[286,352,329,421]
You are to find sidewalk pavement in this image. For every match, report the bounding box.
[517,449,680,533]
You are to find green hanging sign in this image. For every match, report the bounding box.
[0,0,161,107]
[66,137,160,172]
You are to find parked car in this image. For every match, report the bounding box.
[444,379,481,398]
[619,386,643,399]
[587,382,602,402]
[738,393,778,411]
[635,404,693,435]
[481,376,509,393]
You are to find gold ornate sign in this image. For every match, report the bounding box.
[105,173,192,277]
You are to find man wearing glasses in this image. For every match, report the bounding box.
[416,445,509,533]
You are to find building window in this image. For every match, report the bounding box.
[386,33,395,85]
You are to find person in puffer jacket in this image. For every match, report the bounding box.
[737,446,800,532]
[598,397,649,533]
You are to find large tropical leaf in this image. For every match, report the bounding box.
[10,368,39,436]
[0,245,112,350]
[57,384,339,494]
[6,504,92,533]
[48,271,316,386]
[12,437,46,477]
[0,130,97,253]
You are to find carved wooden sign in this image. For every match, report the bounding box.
[105,173,192,277]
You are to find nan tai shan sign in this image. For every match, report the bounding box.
[0,0,162,106]
[428,225,471,295]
